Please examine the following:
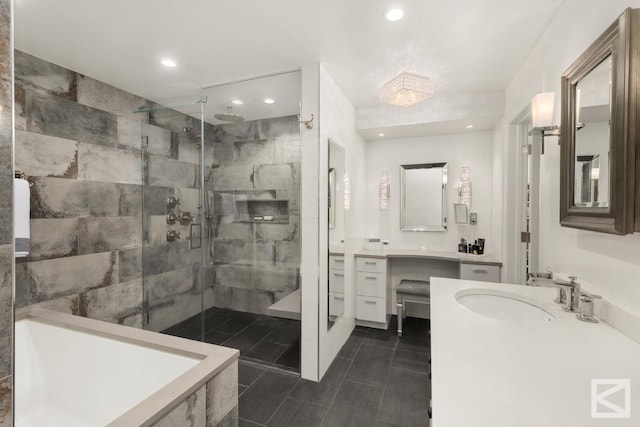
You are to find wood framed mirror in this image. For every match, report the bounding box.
[560,8,638,234]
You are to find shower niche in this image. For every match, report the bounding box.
[216,190,291,224]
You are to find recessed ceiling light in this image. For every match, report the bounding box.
[466,124,474,129]
[385,8,405,21]
[263,98,275,104]
[161,58,177,68]
[378,133,385,137]
[231,99,243,105]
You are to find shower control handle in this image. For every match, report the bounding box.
[180,211,194,224]
[166,212,178,225]
[166,196,180,208]
[167,230,181,242]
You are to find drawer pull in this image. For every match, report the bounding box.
[333,273,344,277]
[365,261,377,265]
[334,296,344,301]
[365,300,377,305]
[334,259,344,263]
[472,269,488,274]
[365,276,377,280]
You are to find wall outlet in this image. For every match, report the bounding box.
[469,212,478,225]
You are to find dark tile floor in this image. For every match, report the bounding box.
[162,307,301,372]
[237,316,431,427]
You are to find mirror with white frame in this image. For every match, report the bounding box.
[400,163,448,231]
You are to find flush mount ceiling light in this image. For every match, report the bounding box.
[160,58,177,68]
[263,98,275,104]
[378,133,385,137]
[380,72,433,107]
[385,8,405,21]
[231,99,243,105]
[466,125,474,129]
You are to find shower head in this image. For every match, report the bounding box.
[214,106,245,123]
[205,162,221,182]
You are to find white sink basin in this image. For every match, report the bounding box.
[455,288,554,324]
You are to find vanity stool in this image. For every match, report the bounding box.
[396,279,430,337]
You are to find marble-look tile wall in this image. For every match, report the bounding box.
[211,117,301,314]
[0,0,13,424]
[13,50,216,333]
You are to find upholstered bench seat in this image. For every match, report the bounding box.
[396,279,430,337]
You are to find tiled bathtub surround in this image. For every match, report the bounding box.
[0,0,13,424]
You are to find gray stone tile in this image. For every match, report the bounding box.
[30,177,119,218]
[254,216,299,241]
[0,375,12,427]
[239,370,298,425]
[238,419,262,427]
[345,345,393,388]
[0,112,12,243]
[117,183,142,216]
[15,130,78,178]
[27,90,117,146]
[78,216,141,254]
[117,247,142,283]
[214,121,256,144]
[0,1,10,109]
[80,278,142,325]
[376,368,430,427]
[146,286,213,332]
[253,163,298,191]
[76,74,150,119]
[77,142,142,185]
[153,386,205,427]
[289,356,350,407]
[320,380,384,427]
[275,241,300,265]
[24,251,118,303]
[144,266,198,305]
[215,264,254,290]
[117,116,143,152]
[0,246,12,379]
[142,122,174,157]
[147,154,198,188]
[14,50,77,100]
[233,139,275,166]
[144,215,169,246]
[266,398,327,427]
[29,218,79,260]
[207,363,238,427]
[255,266,297,294]
[175,187,201,213]
[14,85,26,131]
[274,136,301,164]
[142,185,175,215]
[213,165,254,191]
[140,242,201,277]
[212,406,238,427]
[255,116,299,140]
[244,341,289,364]
[215,222,253,240]
[25,293,80,315]
[148,108,201,136]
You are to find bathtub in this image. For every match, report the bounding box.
[15,308,239,427]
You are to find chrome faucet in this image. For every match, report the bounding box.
[528,272,582,312]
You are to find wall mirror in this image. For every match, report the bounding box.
[328,139,345,329]
[400,163,448,231]
[560,8,638,234]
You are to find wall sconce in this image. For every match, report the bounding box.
[344,172,351,211]
[379,169,390,210]
[459,166,472,208]
[529,92,560,152]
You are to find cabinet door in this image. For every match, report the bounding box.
[356,272,386,298]
[356,257,386,274]
[356,296,386,322]
[329,269,345,293]
[329,292,345,316]
[329,255,345,271]
[460,264,500,283]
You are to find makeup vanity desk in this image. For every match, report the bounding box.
[351,248,502,329]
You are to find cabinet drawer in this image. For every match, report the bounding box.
[356,257,386,274]
[329,269,345,293]
[329,292,344,317]
[329,255,345,271]
[460,264,501,283]
[356,296,386,322]
[356,272,386,298]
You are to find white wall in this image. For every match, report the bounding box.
[318,65,367,379]
[498,0,640,317]
[365,131,495,254]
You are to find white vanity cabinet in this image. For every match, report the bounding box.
[329,255,345,317]
[355,255,390,329]
[460,263,501,283]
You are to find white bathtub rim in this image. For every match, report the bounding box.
[15,307,239,427]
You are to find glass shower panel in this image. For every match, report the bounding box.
[138,102,213,341]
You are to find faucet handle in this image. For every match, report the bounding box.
[568,276,578,284]
[580,291,601,300]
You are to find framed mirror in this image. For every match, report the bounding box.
[560,8,638,234]
[328,139,345,329]
[400,163,448,231]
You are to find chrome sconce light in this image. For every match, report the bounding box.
[529,92,561,153]
[379,169,390,210]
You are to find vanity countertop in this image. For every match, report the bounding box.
[431,278,640,426]
[354,248,502,266]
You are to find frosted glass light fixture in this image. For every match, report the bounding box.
[459,166,472,208]
[344,172,351,211]
[531,92,555,127]
[380,72,433,107]
[379,169,390,210]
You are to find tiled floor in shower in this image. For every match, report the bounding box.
[162,307,301,372]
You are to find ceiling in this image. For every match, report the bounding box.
[14,0,564,135]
